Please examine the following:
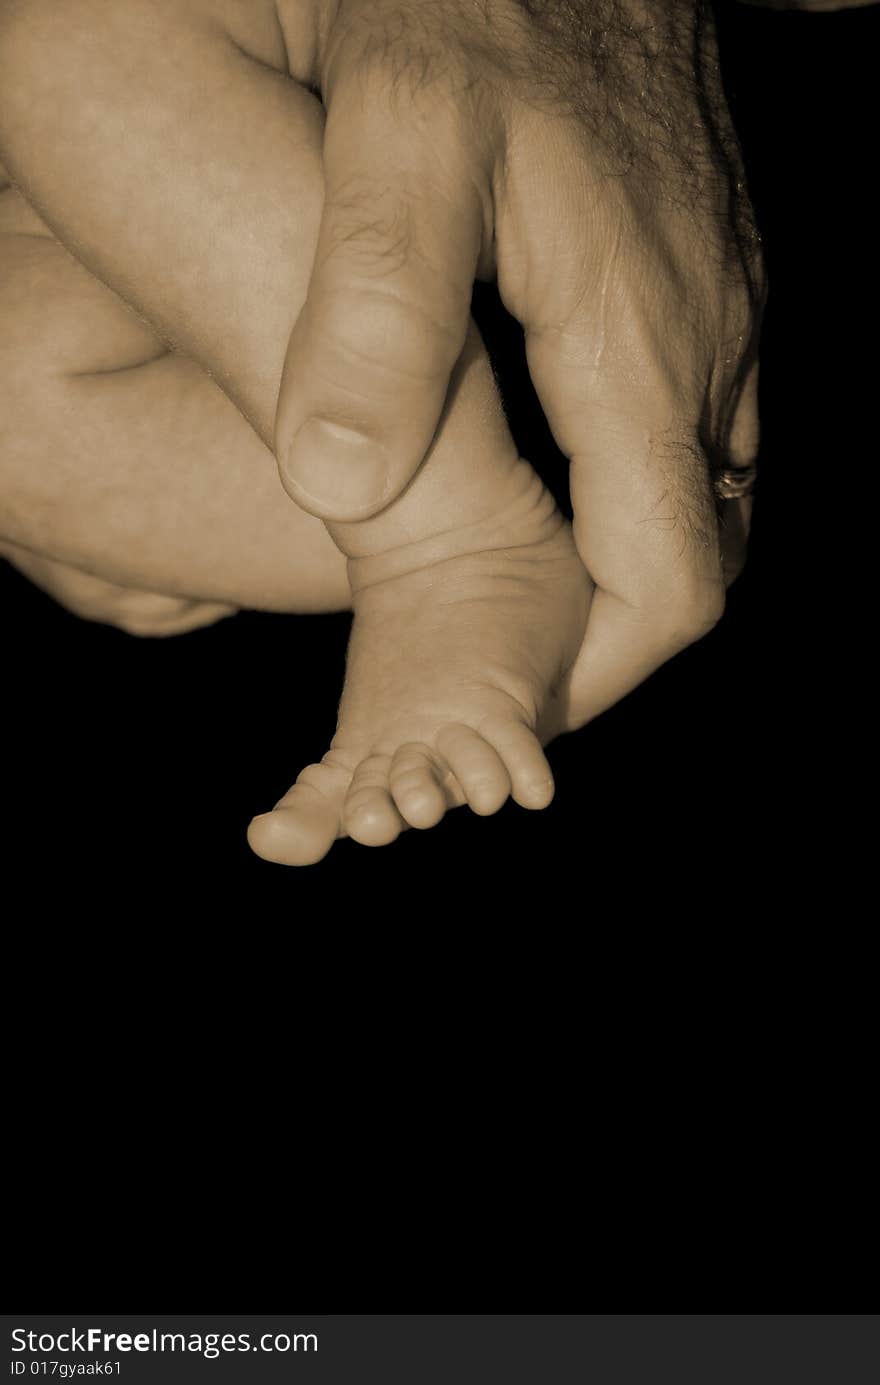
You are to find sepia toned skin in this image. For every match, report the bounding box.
[266,0,765,724]
[0,0,787,862]
[0,175,351,622]
[0,2,593,864]
[0,7,765,608]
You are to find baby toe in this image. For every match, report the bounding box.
[247,760,347,866]
[434,724,511,817]
[344,753,406,847]
[477,718,555,810]
[389,743,450,830]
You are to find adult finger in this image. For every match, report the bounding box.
[274,16,491,520]
[496,162,730,727]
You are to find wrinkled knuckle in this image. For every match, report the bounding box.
[323,178,414,278]
[318,284,461,385]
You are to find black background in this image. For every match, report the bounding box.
[3,2,875,1305]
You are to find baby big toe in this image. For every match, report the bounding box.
[247,762,345,866]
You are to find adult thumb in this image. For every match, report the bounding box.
[275,49,487,521]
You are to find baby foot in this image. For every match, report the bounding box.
[247,461,592,865]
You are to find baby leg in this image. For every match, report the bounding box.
[0,182,349,616]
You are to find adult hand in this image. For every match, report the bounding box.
[275,0,766,725]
